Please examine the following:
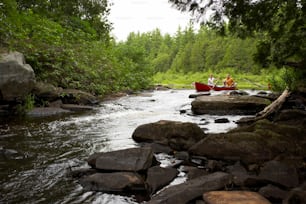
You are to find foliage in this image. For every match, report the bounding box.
[153,71,271,90]
[16,94,35,115]
[1,0,297,98]
[121,26,260,76]
[169,0,306,87]
[268,67,302,91]
[0,0,153,97]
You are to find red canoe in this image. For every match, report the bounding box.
[194,82,237,92]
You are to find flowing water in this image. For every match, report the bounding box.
[0,89,258,204]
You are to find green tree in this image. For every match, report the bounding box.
[15,0,111,40]
[169,0,306,80]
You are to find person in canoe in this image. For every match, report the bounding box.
[223,74,236,87]
[207,74,216,86]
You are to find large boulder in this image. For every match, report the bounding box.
[87,147,154,171]
[147,172,232,204]
[132,120,207,151]
[0,52,35,101]
[189,119,306,164]
[258,160,299,188]
[31,82,62,102]
[191,95,270,115]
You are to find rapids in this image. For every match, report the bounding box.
[0,89,258,203]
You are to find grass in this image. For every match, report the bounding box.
[153,71,272,90]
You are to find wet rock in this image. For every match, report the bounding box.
[189,119,306,164]
[258,184,289,202]
[26,107,71,117]
[206,160,226,172]
[173,151,189,161]
[0,52,35,102]
[228,90,249,96]
[214,118,230,123]
[225,161,267,187]
[180,166,209,180]
[283,182,306,204]
[80,172,146,192]
[69,168,98,179]
[273,109,306,126]
[191,95,270,115]
[0,147,24,159]
[179,109,187,114]
[258,160,299,188]
[189,132,275,164]
[147,172,231,204]
[203,191,271,204]
[60,89,99,105]
[60,104,94,112]
[189,92,211,98]
[32,82,61,103]
[146,166,178,194]
[132,120,207,151]
[88,147,154,171]
[141,143,173,154]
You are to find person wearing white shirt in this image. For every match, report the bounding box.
[207,74,215,86]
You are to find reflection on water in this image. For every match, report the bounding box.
[0,89,254,203]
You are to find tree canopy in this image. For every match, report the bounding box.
[169,0,306,72]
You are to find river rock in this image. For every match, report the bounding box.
[283,182,306,204]
[60,104,94,112]
[32,82,62,103]
[189,119,306,164]
[0,52,35,101]
[273,109,306,126]
[189,132,274,164]
[147,172,231,204]
[258,184,289,201]
[88,147,154,171]
[26,107,71,117]
[180,165,209,180]
[214,118,230,123]
[60,89,99,105]
[226,162,260,187]
[146,166,178,194]
[191,95,270,115]
[258,160,299,188]
[203,191,271,204]
[132,120,207,151]
[80,172,146,192]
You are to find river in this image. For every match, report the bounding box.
[0,89,256,204]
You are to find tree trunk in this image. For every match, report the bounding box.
[238,89,291,124]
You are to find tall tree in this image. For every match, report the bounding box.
[168,0,306,73]
[15,0,111,40]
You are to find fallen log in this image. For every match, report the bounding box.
[237,89,291,124]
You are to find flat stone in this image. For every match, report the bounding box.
[203,191,271,204]
[191,95,270,115]
[90,147,154,171]
[80,172,145,192]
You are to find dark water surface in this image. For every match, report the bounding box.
[0,89,254,204]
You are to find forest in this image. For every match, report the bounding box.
[1,0,305,96]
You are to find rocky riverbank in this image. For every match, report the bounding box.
[0,52,102,117]
[73,88,306,203]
